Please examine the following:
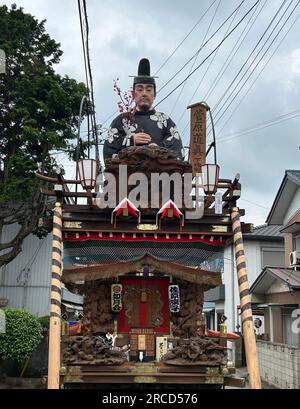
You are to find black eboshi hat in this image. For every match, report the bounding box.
[132,58,156,93]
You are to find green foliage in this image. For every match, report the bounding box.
[0,5,89,265]
[38,315,50,332]
[0,308,42,362]
[0,4,88,201]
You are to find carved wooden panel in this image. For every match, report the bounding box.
[170,280,205,338]
[81,280,114,335]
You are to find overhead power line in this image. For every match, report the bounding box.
[154,0,218,76]
[154,0,260,109]
[206,0,300,139]
[208,0,300,138]
[169,0,223,117]
[239,198,269,210]
[203,0,267,102]
[177,0,248,127]
[169,0,222,116]
[181,0,267,139]
[77,0,99,161]
[215,7,300,136]
[157,0,248,96]
[211,0,290,122]
[216,109,300,144]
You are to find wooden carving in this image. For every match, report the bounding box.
[63,336,127,366]
[161,337,227,366]
[123,284,163,328]
[105,146,191,174]
[81,280,114,335]
[104,146,191,213]
[170,280,205,338]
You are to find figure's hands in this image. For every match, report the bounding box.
[133,132,152,145]
[148,143,158,148]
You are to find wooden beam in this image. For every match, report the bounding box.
[224,376,245,388]
[62,221,232,235]
[36,172,81,184]
[41,188,90,198]
[62,212,232,225]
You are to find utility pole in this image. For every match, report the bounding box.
[231,207,261,389]
[47,197,63,389]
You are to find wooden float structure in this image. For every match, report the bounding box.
[38,102,261,389]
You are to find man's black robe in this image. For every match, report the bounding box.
[103,109,184,161]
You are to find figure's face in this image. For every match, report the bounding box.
[133,83,155,111]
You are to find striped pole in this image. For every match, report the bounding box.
[231,207,261,389]
[48,202,63,389]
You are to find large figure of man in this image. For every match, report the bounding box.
[103,58,184,161]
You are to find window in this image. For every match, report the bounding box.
[261,248,285,268]
[282,308,299,347]
[294,235,300,252]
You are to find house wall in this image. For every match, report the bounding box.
[257,340,300,389]
[263,307,283,343]
[263,292,300,345]
[0,224,52,316]
[283,188,300,227]
[224,240,284,334]
[0,224,82,316]
[266,291,300,306]
[264,310,270,341]
[273,307,284,344]
[284,234,293,267]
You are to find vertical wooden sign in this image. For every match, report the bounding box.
[187,102,208,176]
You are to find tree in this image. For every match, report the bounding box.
[0,5,89,267]
[0,308,42,362]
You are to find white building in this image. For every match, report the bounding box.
[0,224,82,317]
[204,225,284,333]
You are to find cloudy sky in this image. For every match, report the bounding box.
[3,0,300,226]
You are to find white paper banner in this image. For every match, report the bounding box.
[215,191,223,215]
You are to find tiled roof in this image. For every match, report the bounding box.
[244,224,283,240]
[267,267,300,288]
[250,267,300,294]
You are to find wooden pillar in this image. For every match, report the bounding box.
[47,202,63,389]
[231,207,261,389]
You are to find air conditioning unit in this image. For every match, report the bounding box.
[289,251,300,266]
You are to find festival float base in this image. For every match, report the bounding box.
[61,336,243,388]
[61,333,244,388]
[61,363,243,388]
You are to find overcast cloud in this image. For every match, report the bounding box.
[2,0,300,226]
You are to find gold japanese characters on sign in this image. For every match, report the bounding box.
[188,102,209,176]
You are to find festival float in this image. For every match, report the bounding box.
[37,91,261,389]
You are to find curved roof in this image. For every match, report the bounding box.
[63,254,222,289]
